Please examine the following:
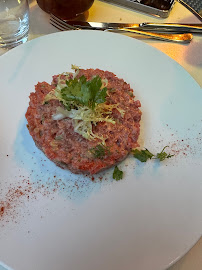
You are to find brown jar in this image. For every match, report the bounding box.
[37,0,94,20]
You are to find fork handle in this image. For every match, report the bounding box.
[140,23,202,33]
[116,28,193,43]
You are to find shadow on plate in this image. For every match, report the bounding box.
[13,116,113,204]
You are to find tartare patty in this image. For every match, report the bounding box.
[25,68,142,174]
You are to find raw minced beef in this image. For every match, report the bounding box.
[25,68,142,174]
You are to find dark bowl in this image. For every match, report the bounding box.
[37,0,95,20]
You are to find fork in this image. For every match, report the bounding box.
[50,14,193,43]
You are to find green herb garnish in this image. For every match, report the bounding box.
[90,144,110,159]
[132,146,173,162]
[113,166,123,181]
[132,148,154,162]
[61,75,107,110]
[156,146,174,161]
[44,68,125,142]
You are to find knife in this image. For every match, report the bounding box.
[65,21,202,33]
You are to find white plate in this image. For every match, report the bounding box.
[0,30,202,270]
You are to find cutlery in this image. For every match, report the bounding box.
[63,21,202,33]
[50,14,193,43]
[110,28,193,43]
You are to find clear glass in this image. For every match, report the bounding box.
[0,0,29,48]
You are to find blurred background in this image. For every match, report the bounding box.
[183,0,202,14]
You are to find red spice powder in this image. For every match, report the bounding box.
[0,177,58,225]
[0,206,5,216]
[0,180,32,224]
[1,128,201,225]
[0,174,91,226]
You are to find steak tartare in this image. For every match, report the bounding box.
[25,67,142,175]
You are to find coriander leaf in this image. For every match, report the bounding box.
[94,87,107,104]
[132,146,174,162]
[90,144,110,159]
[132,148,154,162]
[87,75,102,99]
[156,146,174,161]
[113,166,123,181]
[61,75,107,110]
[86,76,107,109]
[78,75,86,84]
[62,76,90,106]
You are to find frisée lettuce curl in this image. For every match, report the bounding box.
[44,68,125,143]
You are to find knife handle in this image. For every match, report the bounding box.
[115,28,193,43]
[140,23,202,33]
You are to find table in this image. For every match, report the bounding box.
[1,1,202,269]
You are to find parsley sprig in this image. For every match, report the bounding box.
[132,148,154,162]
[156,146,174,161]
[61,75,107,110]
[132,146,174,162]
[113,166,123,181]
[112,146,173,181]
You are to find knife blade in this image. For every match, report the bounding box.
[65,21,140,30]
[65,21,202,33]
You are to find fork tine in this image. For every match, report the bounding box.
[50,21,68,31]
[50,16,72,31]
[50,14,79,31]
[51,14,77,29]
[50,19,68,31]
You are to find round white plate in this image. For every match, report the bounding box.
[0,30,202,270]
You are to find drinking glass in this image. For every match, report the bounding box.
[0,0,29,48]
